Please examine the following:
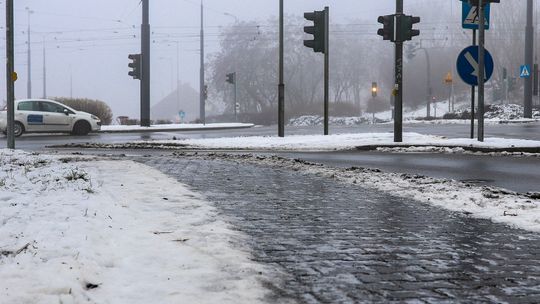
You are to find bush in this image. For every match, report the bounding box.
[54,97,113,125]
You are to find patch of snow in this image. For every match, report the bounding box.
[101,123,254,132]
[144,133,540,152]
[0,149,267,303]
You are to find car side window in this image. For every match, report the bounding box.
[17,101,35,111]
[40,102,66,113]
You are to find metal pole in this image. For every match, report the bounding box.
[394,0,403,142]
[234,72,238,122]
[471,29,476,139]
[199,0,205,124]
[423,48,432,118]
[176,41,180,112]
[141,0,151,127]
[42,39,46,98]
[525,0,534,118]
[323,6,329,136]
[278,0,285,137]
[26,8,32,99]
[6,0,15,149]
[478,0,485,142]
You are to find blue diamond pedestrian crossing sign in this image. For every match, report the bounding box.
[456,45,494,86]
[520,65,531,78]
[462,1,490,30]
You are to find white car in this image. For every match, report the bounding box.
[0,99,101,137]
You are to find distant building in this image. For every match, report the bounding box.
[151,83,199,123]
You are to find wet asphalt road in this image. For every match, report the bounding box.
[271,151,540,194]
[141,155,540,304]
[2,122,540,151]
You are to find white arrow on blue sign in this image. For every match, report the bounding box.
[462,1,490,30]
[456,45,494,86]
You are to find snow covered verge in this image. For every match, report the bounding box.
[173,152,540,233]
[0,149,267,304]
[56,132,540,154]
[288,104,540,126]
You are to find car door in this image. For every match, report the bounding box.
[17,100,43,132]
[39,101,73,131]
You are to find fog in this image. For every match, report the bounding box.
[0,1,532,120]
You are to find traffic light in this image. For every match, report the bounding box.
[303,10,326,53]
[377,15,395,41]
[128,54,141,80]
[371,82,378,97]
[226,72,235,84]
[399,15,420,41]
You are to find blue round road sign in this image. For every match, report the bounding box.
[456,46,494,86]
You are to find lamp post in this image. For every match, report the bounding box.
[26,7,34,99]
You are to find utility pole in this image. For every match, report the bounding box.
[6,0,15,149]
[394,0,404,142]
[420,47,432,118]
[141,0,151,127]
[471,29,476,139]
[323,6,329,136]
[234,73,238,122]
[278,0,285,137]
[478,0,485,142]
[26,7,33,99]
[199,0,205,124]
[42,39,46,98]
[524,0,534,118]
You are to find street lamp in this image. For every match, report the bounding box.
[26,7,34,99]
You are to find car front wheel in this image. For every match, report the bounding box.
[13,121,24,137]
[72,120,91,136]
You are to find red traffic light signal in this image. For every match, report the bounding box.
[371,82,378,97]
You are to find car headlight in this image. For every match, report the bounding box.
[91,115,100,121]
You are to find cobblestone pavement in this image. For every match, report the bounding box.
[139,155,540,304]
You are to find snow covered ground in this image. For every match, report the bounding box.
[100,122,254,132]
[288,102,540,126]
[114,132,540,153]
[0,149,267,303]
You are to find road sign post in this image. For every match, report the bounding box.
[5,0,15,149]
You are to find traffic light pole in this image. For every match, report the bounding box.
[199,1,206,125]
[141,0,151,127]
[478,0,485,142]
[234,73,238,122]
[524,0,534,118]
[394,0,403,143]
[323,6,329,136]
[5,0,15,149]
[278,0,285,137]
[470,29,476,139]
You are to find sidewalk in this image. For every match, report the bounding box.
[0,149,266,303]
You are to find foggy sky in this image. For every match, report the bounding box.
[0,1,460,118]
